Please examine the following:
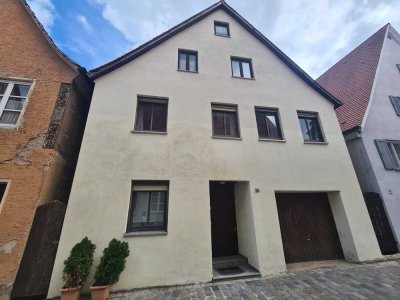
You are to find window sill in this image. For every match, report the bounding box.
[303,141,328,145]
[124,231,167,237]
[177,69,198,74]
[231,76,255,80]
[131,130,167,135]
[212,136,242,140]
[0,125,18,130]
[258,138,286,143]
[215,34,231,38]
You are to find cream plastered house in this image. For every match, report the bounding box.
[48,1,382,297]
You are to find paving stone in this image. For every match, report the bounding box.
[109,261,400,299]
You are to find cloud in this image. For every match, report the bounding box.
[76,15,92,32]
[88,0,400,77]
[27,0,56,31]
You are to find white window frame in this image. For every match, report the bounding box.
[0,180,11,214]
[0,79,33,128]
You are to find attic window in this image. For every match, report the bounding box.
[214,21,230,37]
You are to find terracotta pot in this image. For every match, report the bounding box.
[90,285,111,300]
[60,286,81,300]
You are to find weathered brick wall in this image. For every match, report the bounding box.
[0,0,80,296]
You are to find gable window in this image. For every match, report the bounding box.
[214,21,230,37]
[231,57,254,79]
[212,104,240,138]
[127,181,169,233]
[0,80,31,127]
[298,112,325,143]
[375,140,400,171]
[389,96,400,116]
[178,49,198,72]
[255,108,283,140]
[134,96,168,133]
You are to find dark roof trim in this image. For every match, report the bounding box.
[21,0,83,73]
[89,1,342,108]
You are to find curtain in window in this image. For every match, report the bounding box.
[224,112,237,137]
[179,52,186,70]
[189,54,197,72]
[0,111,20,125]
[215,25,228,36]
[231,60,241,77]
[242,62,252,78]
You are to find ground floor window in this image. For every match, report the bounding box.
[127,181,169,232]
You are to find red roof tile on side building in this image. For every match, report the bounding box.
[316,24,388,133]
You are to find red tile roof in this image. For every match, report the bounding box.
[316,25,388,132]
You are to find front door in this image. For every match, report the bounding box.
[210,181,239,257]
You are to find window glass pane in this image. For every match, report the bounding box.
[215,24,228,36]
[299,117,310,141]
[307,117,323,142]
[149,192,165,225]
[266,114,281,139]
[151,103,167,132]
[0,111,20,125]
[393,143,400,161]
[242,61,252,78]
[189,54,197,72]
[131,192,150,228]
[11,84,30,97]
[232,60,241,77]
[5,97,25,111]
[256,112,268,138]
[136,102,153,131]
[0,83,8,95]
[224,112,238,137]
[213,111,225,135]
[179,52,187,70]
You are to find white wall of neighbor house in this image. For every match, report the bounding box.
[361,26,400,244]
[48,9,382,297]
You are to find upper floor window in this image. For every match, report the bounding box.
[389,96,400,116]
[134,96,168,133]
[212,103,240,138]
[178,49,198,72]
[0,80,31,127]
[127,181,169,233]
[375,140,400,171]
[255,107,283,140]
[297,111,325,143]
[231,57,254,79]
[0,182,8,213]
[214,21,230,37]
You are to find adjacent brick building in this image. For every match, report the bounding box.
[0,1,93,298]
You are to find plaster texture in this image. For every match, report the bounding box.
[48,9,381,297]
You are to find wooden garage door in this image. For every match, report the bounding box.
[276,193,344,264]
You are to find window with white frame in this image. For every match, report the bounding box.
[0,80,31,126]
[375,140,400,170]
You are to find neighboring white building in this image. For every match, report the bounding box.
[317,24,400,255]
[48,2,381,297]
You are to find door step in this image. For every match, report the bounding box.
[212,255,260,282]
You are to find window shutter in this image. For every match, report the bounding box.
[375,140,395,170]
[389,96,400,116]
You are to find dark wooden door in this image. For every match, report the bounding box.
[364,193,398,255]
[11,201,66,300]
[210,182,239,257]
[276,193,344,264]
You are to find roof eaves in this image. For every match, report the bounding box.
[20,0,82,73]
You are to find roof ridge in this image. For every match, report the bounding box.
[317,23,388,80]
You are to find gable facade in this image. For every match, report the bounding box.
[48,5,381,297]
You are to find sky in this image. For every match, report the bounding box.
[27,0,400,78]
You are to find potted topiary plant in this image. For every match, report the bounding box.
[90,239,130,300]
[60,237,96,300]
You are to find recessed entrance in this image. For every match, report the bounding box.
[210,181,238,257]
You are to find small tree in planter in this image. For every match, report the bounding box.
[90,239,130,300]
[61,237,96,300]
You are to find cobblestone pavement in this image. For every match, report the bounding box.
[109,260,400,300]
